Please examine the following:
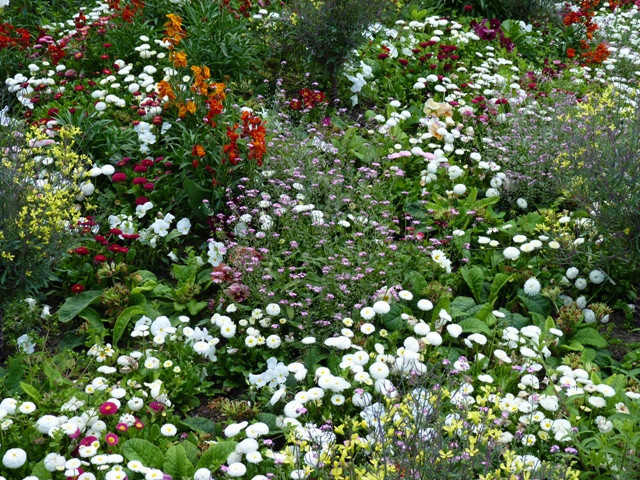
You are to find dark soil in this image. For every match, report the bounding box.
[606,310,640,363]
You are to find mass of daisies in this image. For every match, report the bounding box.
[1,0,640,479]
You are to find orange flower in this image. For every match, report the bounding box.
[192,145,206,157]
[178,101,197,117]
[567,48,576,58]
[171,51,187,68]
[164,14,186,46]
[157,80,176,101]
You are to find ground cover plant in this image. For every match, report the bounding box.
[2,0,640,479]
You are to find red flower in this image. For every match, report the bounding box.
[132,177,147,185]
[143,182,155,191]
[397,58,409,66]
[94,254,107,263]
[74,246,90,255]
[135,196,149,205]
[71,283,85,294]
[110,228,123,235]
[377,53,389,60]
[116,423,129,432]
[99,402,118,415]
[105,433,119,446]
[111,172,127,183]
[134,419,145,429]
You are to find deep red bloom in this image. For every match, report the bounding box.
[132,177,147,185]
[99,402,118,415]
[143,182,155,191]
[80,435,98,446]
[134,419,144,429]
[397,58,409,66]
[71,283,85,294]
[74,246,90,255]
[377,53,389,60]
[122,233,140,240]
[111,172,127,183]
[133,165,147,173]
[149,401,165,412]
[94,254,107,263]
[116,423,129,432]
[135,196,149,205]
[110,228,123,235]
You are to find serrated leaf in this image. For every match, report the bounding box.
[182,416,217,434]
[458,318,492,335]
[57,290,103,323]
[20,382,42,402]
[405,270,428,294]
[164,445,194,480]
[123,439,164,469]
[112,306,146,345]
[572,328,607,348]
[461,266,485,303]
[196,441,237,471]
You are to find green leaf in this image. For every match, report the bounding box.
[182,439,200,466]
[181,416,218,434]
[450,296,481,319]
[255,412,280,432]
[572,328,607,348]
[2,357,22,392]
[79,307,105,332]
[458,318,493,335]
[517,293,551,317]
[187,300,208,315]
[57,290,103,323]
[112,306,146,345]
[31,460,52,480]
[164,445,194,480]
[405,270,428,295]
[488,273,514,302]
[123,439,164,469]
[383,303,405,331]
[196,441,237,471]
[20,382,42,403]
[461,266,485,303]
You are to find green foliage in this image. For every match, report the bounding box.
[278,0,391,96]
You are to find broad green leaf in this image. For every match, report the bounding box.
[57,290,103,323]
[383,303,405,332]
[164,445,194,480]
[488,273,514,302]
[458,318,493,335]
[182,439,200,466]
[112,306,146,345]
[461,266,485,303]
[31,461,52,480]
[517,293,551,317]
[572,328,607,348]
[255,413,280,432]
[450,296,480,319]
[187,300,208,315]
[196,441,237,471]
[123,439,164,469]
[79,307,104,332]
[20,382,42,403]
[182,416,218,434]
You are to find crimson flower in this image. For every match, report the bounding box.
[111,172,127,183]
[99,402,118,415]
[71,283,85,294]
